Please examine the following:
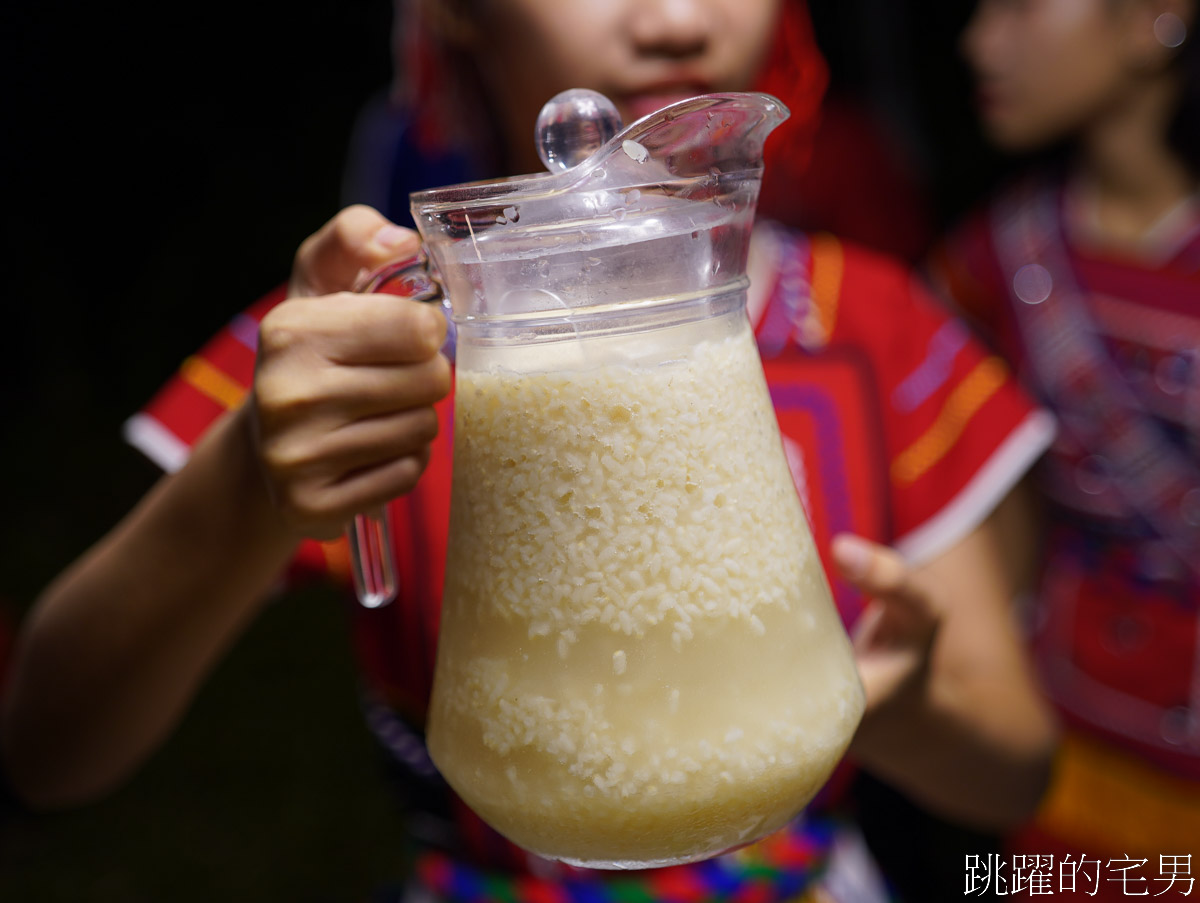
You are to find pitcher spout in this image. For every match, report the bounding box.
[596,92,790,185]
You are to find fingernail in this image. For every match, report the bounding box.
[831,533,872,580]
[373,224,411,250]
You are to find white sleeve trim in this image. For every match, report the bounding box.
[122,413,191,474]
[893,408,1057,566]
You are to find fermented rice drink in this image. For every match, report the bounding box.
[426,317,865,868]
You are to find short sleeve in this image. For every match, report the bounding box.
[828,240,1055,564]
[123,287,351,589]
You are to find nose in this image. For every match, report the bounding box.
[628,0,711,59]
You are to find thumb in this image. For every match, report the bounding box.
[832,533,939,715]
[291,205,420,298]
[831,533,939,644]
[831,533,926,611]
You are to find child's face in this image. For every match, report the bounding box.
[962,0,1150,151]
[468,0,782,172]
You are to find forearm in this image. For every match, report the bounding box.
[839,496,1057,830]
[0,208,451,811]
[0,405,299,809]
[851,655,1056,829]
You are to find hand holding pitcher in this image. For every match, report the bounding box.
[249,207,450,555]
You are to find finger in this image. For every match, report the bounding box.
[260,350,451,425]
[316,451,431,527]
[851,594,938,717]
[291,205,421,297]
[271,407,441,481]
[259,292,447,367]
[329,408,440,474]
[257,348,446,456]
[831,533,925,610]
[833,533,940,652]
[854,641,912,709]
[276,450,432,540]
[322,355,453,419]
[325,295,449,365]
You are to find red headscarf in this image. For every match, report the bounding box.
[751,0,830,209]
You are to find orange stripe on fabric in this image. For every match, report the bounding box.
[891,356,1007,486]
[781,891,823,903]
[180,356,247,410]
[320,537,352,584]
[808,233,844,340]
[1035,731,1200,857]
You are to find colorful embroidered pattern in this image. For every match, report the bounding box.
[412,818,835,903]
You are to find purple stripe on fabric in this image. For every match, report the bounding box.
[767,383,863,625]
[361,691,442,778]
[759,232,811,360]
[890,319,969,413]
[230,313,260,352]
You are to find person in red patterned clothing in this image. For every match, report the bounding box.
[928,0,1200,893]
[2,1,1057,900]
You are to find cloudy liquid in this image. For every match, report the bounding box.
[427,322,864,868]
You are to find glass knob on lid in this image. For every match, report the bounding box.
[535,88,624,172]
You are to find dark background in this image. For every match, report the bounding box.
[0,1,1000,899]
[1,1,410,898]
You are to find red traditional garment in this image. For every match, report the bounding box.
[930,173,1200,881]
[126,226,1051,901]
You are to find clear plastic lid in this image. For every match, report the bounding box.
[409,93,789,321]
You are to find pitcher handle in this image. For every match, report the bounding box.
[348,252,444,608]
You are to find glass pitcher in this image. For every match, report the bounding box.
[359,92,865,869]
